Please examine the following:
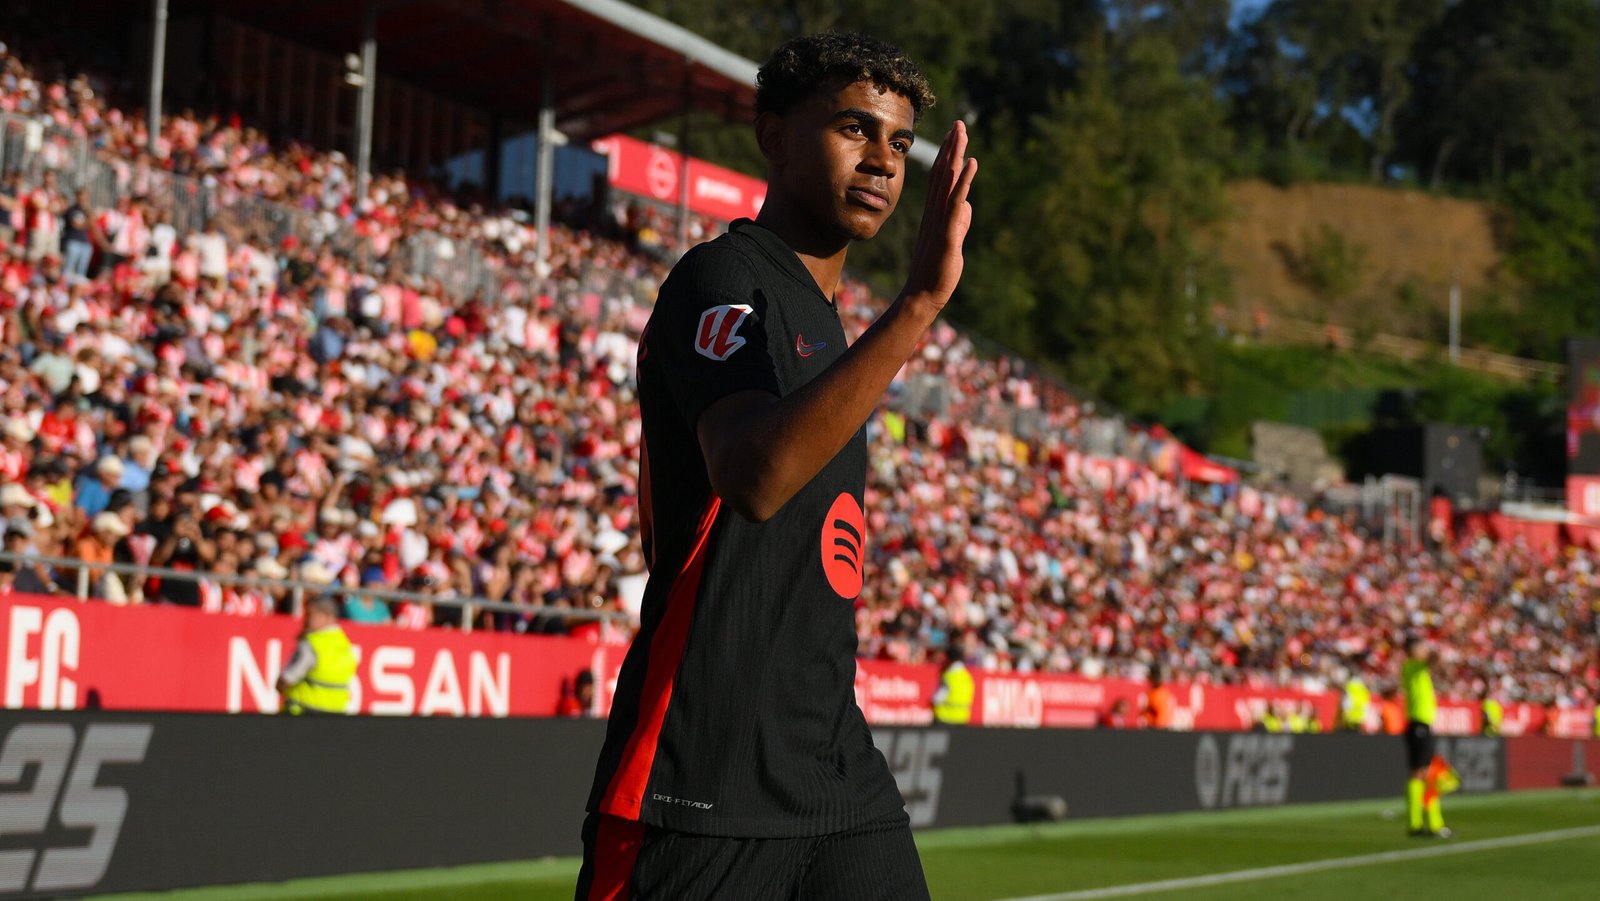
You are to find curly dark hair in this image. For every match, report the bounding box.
[755,32,936,124]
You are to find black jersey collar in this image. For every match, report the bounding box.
[728,218,835,306]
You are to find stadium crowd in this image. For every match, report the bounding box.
[0,34,1595,713]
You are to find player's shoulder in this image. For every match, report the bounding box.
[660,231,763,301]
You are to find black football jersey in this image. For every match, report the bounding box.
[586,219,904,837]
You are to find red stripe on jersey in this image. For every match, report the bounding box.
[600,496,720,818]
[584,815,646,901]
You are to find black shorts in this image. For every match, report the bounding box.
[1404,721,1435,771]
[575,809,929,901]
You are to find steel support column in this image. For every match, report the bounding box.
[676,65,692,249]
[147,0,168,155]
[534,63,556,275]
[355,0,379,200]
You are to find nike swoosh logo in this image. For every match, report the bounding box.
[796,334,828,358]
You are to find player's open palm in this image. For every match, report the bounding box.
[904,120,977,308]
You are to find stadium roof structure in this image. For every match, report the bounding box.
[181,0,936,163]
[183,0,766,144]
[159,0,935,254]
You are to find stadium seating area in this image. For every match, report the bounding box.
[0,34,1594,711]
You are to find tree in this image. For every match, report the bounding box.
[1224,1,1357,180]
[958,0,1097,144]
[959,22,1232,411]
[1223,0,1445,182]
[1398,0,1600,355]
[1349,0,1446,181]
[1399,0,1599,187]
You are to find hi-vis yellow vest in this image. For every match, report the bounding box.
[285,627,357,714]
[1342,679,1370,728]
[1481,698,1503,736]
[933,662,975,724]
[1402,659,1436,725]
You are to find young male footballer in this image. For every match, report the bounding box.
[578,32,977,900]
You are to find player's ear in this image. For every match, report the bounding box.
[754,112,785,170]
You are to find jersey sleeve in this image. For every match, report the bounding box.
[648,246,782,427]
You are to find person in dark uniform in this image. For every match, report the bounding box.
[577,32,976,901]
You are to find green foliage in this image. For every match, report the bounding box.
[1182,341,1565,482]
[1287,225,1368,300]
[625,0,1597,477]
[1500,163,1600,355]
[958,21,1232,414]
[1402,0,1600,188]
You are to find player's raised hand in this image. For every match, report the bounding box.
[902,120,977,309]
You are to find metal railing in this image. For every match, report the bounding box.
[0,551,632,632]
[0,114,100,201]
[1221,309,1565,383]
[403,228,499,300]
[0,111,497,301]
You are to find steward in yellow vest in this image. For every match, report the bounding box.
[1340,676,1371,732]
[1480,696,1503,736]
[931,642,975,725]
[277,596,358,715]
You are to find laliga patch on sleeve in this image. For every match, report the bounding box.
[694,304,755,361]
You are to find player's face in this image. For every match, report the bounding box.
[772,80,916,243]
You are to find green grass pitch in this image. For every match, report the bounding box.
[92,789,1600,900]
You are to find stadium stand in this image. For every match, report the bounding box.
[0,31,1594,720]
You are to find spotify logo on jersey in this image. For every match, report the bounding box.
[821,493,866,599]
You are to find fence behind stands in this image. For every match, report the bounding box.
[0,110,490,300]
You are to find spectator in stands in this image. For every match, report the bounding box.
[75,510,129,601]
[1096,698,1132,729]
[140,205,176,286]
[91,193,144,276]
[557,669,596,717]
[74,455,122,517]
[343,589,392,624]
[149,509,206,606]
[22,169,62,262]
[186,217,229,286]
[28,340,76,397]
[250,556,290,613]
[3,516,61,595]
[0,169,20,245]
[60,189,93,282]
[0,482,39,531]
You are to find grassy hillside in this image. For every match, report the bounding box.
[1209,180,1509,343]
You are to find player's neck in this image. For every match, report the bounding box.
[754,204,848,302]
